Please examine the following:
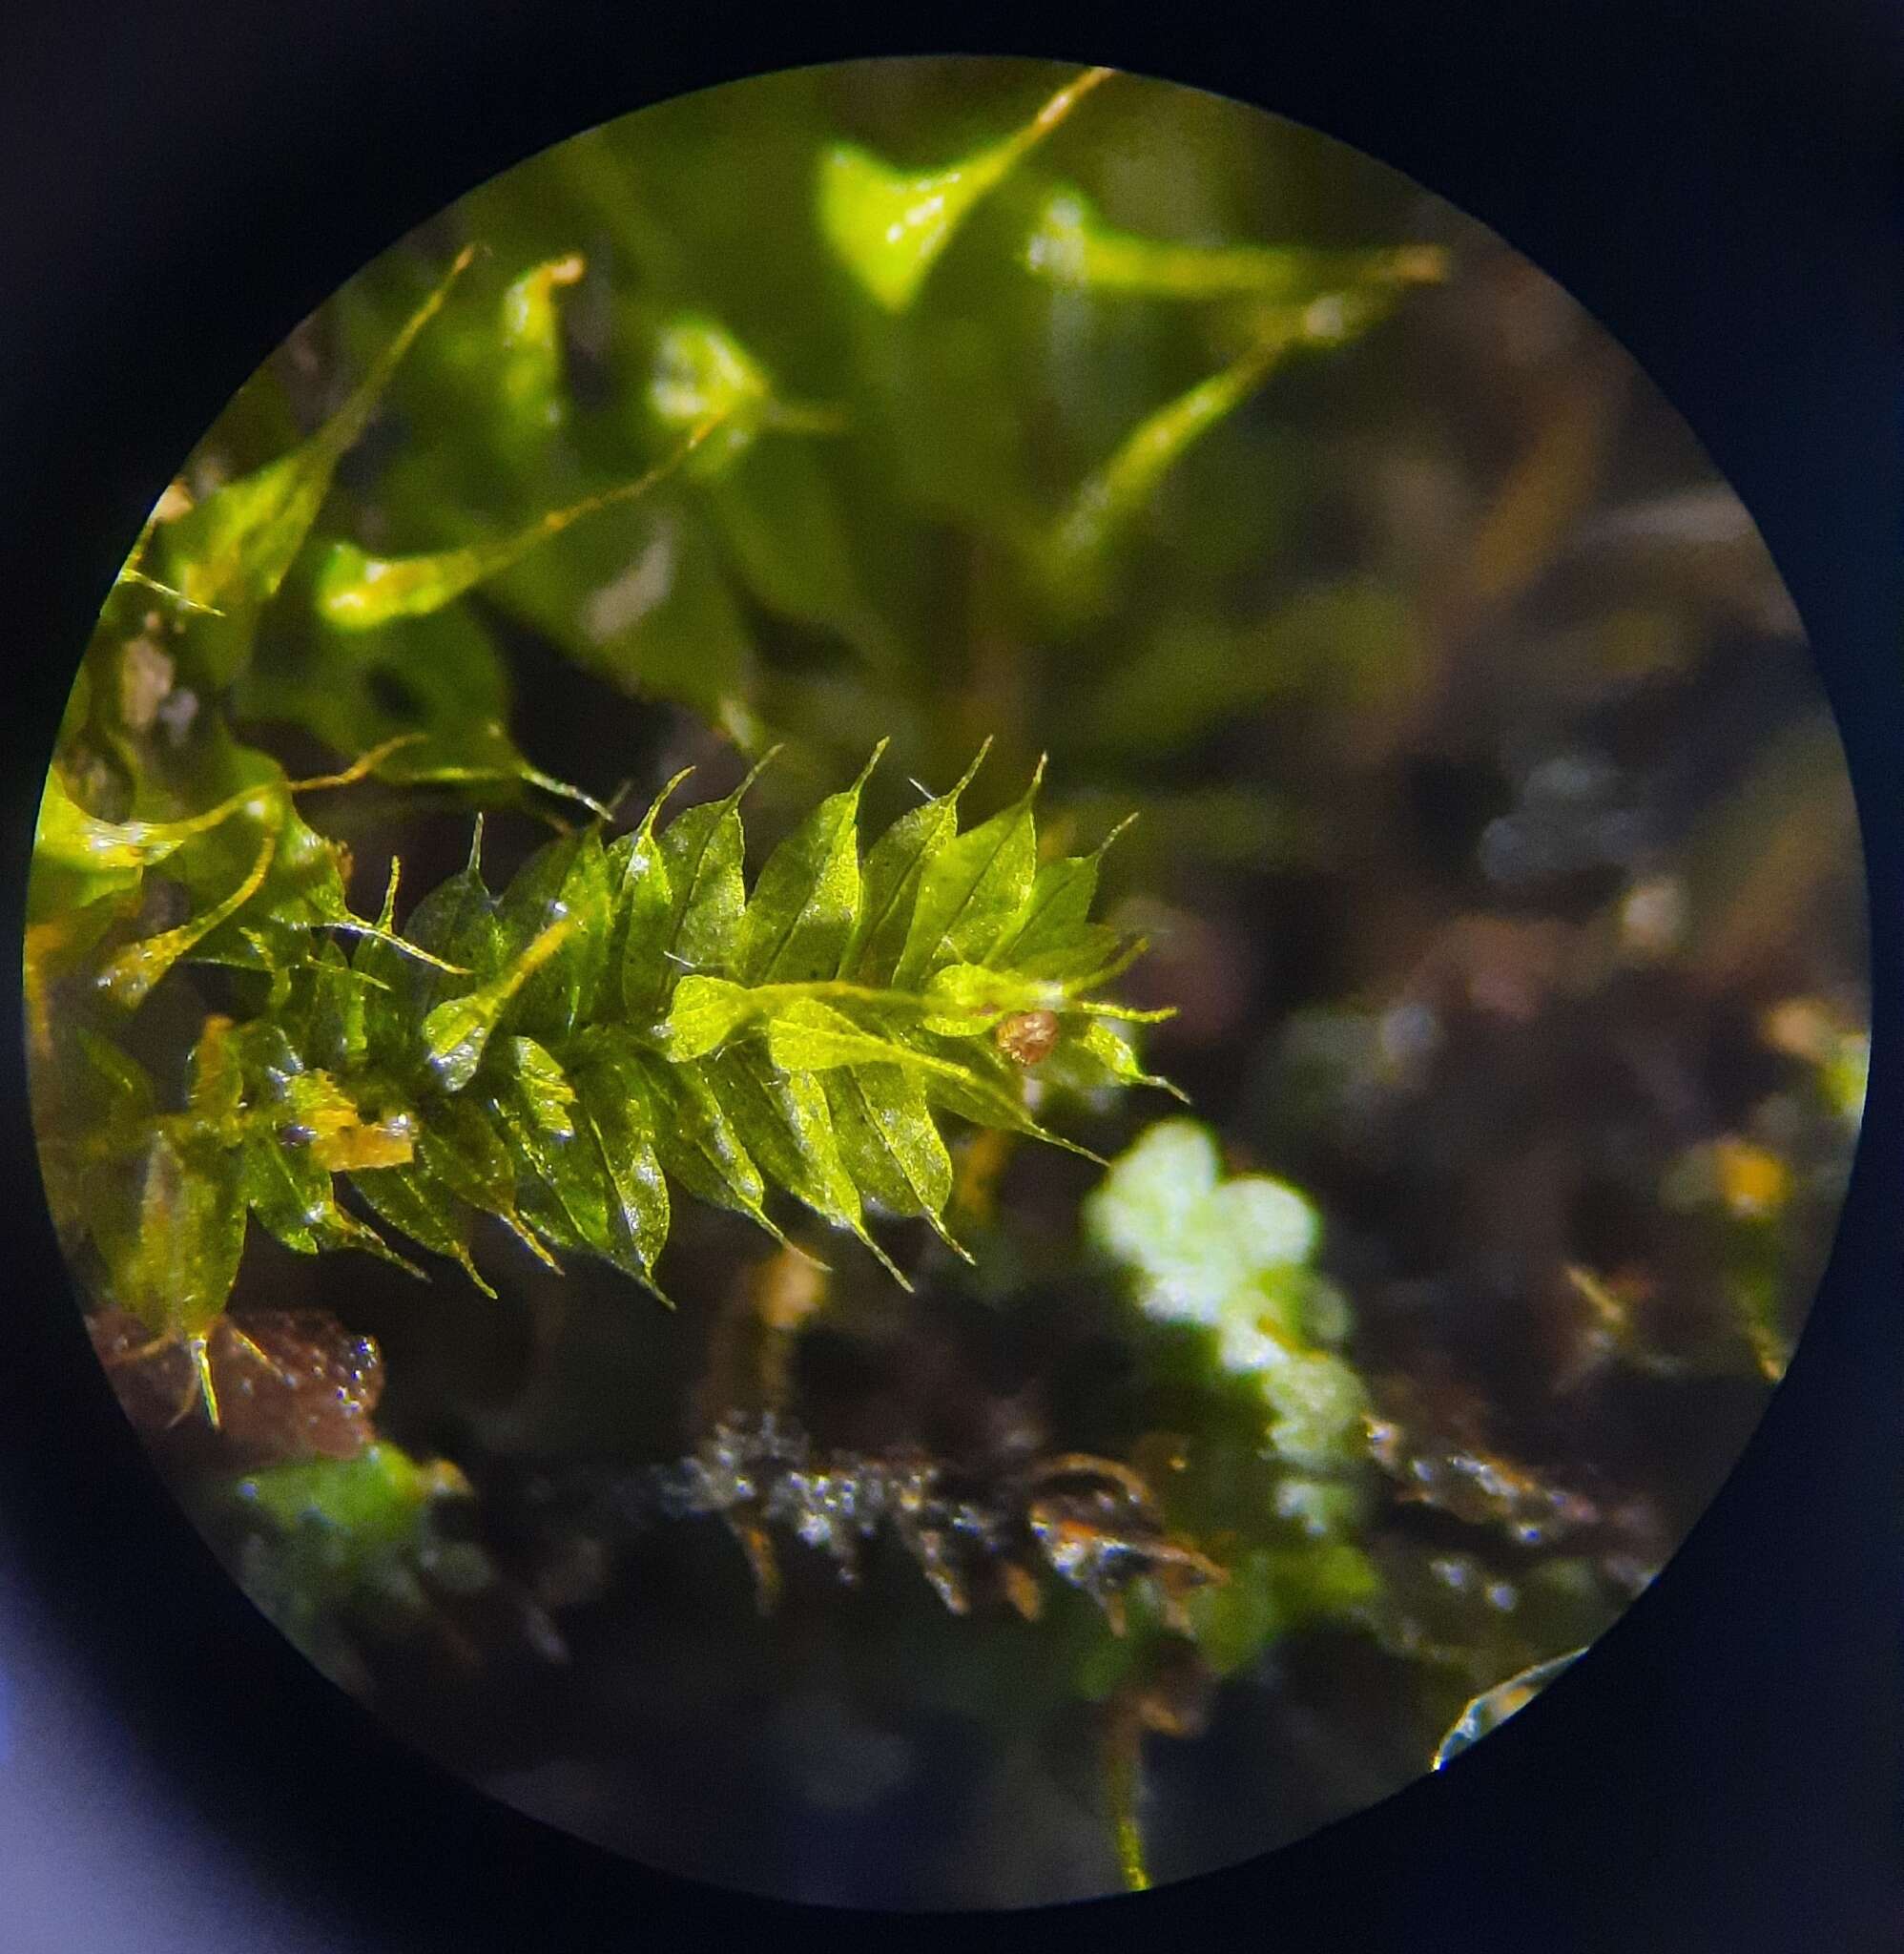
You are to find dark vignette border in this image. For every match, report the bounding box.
[0,4,1897,1949]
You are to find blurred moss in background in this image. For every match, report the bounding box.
[28,58,1865,1907]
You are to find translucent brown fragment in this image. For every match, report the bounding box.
[89,1306,383,1465]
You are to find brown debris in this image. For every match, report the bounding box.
[89,1306,384,1466]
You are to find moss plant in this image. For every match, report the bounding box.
[18,58,1844,1906]
[39,739,1179,1422]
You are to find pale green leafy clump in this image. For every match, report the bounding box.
[206,1443,504,1695]
[1084,1118,1365,1469]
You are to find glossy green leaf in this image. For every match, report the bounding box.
[494,827,611,1043]
[995,819,1132,968]
[656,973,758,1061]
[239,1132,420,1273]
[294,941,368,1076]
[568,1030,673,1290]
[845,741,990,984]
[918,961,1055,1035]
[332,858,409,1072]
[894,758,1045,986]
[480,1035,613,1260]
[399,821,505,1015]
[34,768,246,883]
[760,997,913,1074]
[413,1093,555,1269]
[74,1029,158,1133]
[737,741,882,983]
[420,914,576,1092]
[818,1063,962,1254]
[911,1037,1103,1163]
[101,1128,247,1340]
[94,827,278,1012]
[1054,1018,1190,1102]
[182,1013,245,1132]
[632,1050,783,1243]
[610,768,693,1021]
[348,1159,496,1298]
[708,1042,901,1280]
[652,752,775,981]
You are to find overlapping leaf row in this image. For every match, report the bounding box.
[193,744,1174,1321]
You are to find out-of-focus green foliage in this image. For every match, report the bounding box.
[819,66,1112,311]
[24,54,1862,1909]
[188,1443,507,1698]
[1024,184,1450,301]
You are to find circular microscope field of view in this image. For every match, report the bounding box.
[28,57,1865,1909]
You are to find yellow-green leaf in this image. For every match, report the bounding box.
[817,68,1112,311]
[1057,1018,1190,1102]
[632,1050,783,1245]
[569,1033,673,1293]
[241,1133,420,1274]
[737,741,882,983]
[710,1042,902,1282]
[497,252,585,440]
[95,827,279,1012]
[918,961,1056,1036]
[818,1064,963,1256]
[99,1128,247,1341]
[894,758,1045,986]
[846,740,991,984]
[656,973,758,1061]
[652,750,776,985]
[650,315,771,476]
[348,1160,496,1298]
[494,828,611,1045]
[1024,186,1450,301]
[611,768,693,1020]
[420,914,575,1092]
[162,246,475,613]
[1045,332,1293,576]
[313,423,725,631]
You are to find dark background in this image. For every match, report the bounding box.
[0,2,1898,1949]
